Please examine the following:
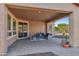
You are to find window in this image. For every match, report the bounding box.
[13,19,16,35]
[7,15,12,36]
[7,14,17,38]
[7,15,11,30]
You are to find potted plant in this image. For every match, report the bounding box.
[61,34,70,48]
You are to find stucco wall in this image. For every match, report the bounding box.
[29,21,46,37]
[0,4,7,55]
[69,12,79,47]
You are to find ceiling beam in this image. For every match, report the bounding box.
[46,13,70,23]
[73,3,79,7]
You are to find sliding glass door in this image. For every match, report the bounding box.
[18,22,28,39]
[23,23,28,37]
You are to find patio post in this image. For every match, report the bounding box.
[45,21,47,34]
[52,22,55,36]
[69,12,79,47]
[0,4,7,55]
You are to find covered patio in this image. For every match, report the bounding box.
[5,4,71,46]
[1,3,79,55]
[5,4,72,56]
[5,4,77,56]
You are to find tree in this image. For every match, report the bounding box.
[57,23,69,36]
[54,26,59,31]
[54,23,69,36]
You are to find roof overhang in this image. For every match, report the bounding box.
[73,3,79,7]
[5,4,71,22]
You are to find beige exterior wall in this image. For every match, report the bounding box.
[29,21,45,37]
[69,12,79,47]
[0,4,7,55]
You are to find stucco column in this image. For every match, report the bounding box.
[0,4,7,55]
[69,12,79,47]
[47,21,55,36]
[47,22,52,34]
[52,22,55,36]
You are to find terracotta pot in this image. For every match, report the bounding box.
[61,40,70,48]
[62,44,70,48]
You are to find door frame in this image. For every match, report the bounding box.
[17,20,29,39]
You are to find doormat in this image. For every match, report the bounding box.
[22,52,58,56]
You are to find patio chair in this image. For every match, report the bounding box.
[31,32,52,41]
[46,33,52,40]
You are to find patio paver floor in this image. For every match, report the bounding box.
[7,37,79,56]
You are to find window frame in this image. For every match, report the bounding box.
[13,19,16,35]
[7,14,17,39]
[7,14,12,37]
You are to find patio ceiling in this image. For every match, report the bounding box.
[73,3,79,7]
[6,4,70,22]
